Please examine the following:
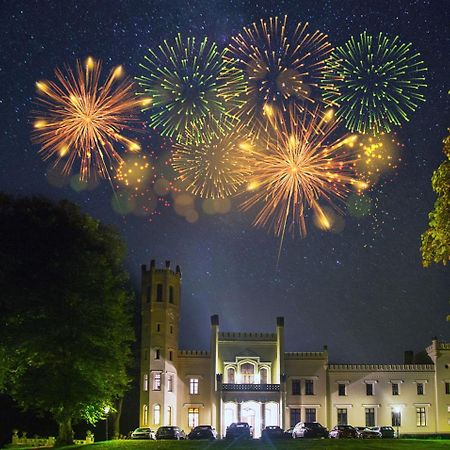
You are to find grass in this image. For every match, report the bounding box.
[6,439,449,450]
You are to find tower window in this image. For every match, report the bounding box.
[167,375,174,392]
[154,404,161,425]
[189,378,199,394]
[153,373,161,391]
[155,349,160,360]
[392,383,399,396]
[188,407,199,428]
[292,379,301,395]
[169,286,174,304]
[417,383,424,395]
[366,382,374,396]
[169,350,173,361]
[170,325,173,334]
[338,383,346,396]
[305,379,314,395]
[156,323,161,333]
[445,382,450,395]
[156,284,163,302]
[143,374,148,391]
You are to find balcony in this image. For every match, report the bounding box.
[221,383,280,392]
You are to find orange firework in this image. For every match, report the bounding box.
[241,106,364,239]
[32,57,150,180]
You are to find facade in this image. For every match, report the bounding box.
[139,260,450,437]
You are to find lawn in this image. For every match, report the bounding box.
[9,439,448,450]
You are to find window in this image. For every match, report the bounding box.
[305,408,316,422]
[227,368,235,383]
[416,407,426,427]
[153,373,161,391]
[290,408,301,427]
[143,405,148,425]
[188,408,199,428]
[169,350,173,361]
[156,284,163,302]
[167,375,173,392]
[366,382,374,396]
[155,349,160,360]
[446,382,450,395]
[392,409,401,427]
[154,404,161,425]
[365,408,375,427]
[292,379,301,395]
[156,323,161,332]
[338,383,346,396]
[170,325,173,334]
[417,383,424,395]
[169,286,174,303]
[241,363,255,384]
[260,368,268,384]
[305,379,314,395]
[143,374,149,391]
[337,408,348,425]
[167,406,172,425]
[392,383,399,396]
[189,378,199,394]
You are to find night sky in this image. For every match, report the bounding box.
[1,0,449,364]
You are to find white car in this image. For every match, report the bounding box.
[131,427,156,439]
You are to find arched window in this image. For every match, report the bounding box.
[260,367,268,384]
[227,367,235,383]
[143,373,149,391]
[241,363,255,384]
[154,404,161,425]
[143,405,148,425]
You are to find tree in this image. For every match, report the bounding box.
[0,194,134,445]
[421,130,450,267]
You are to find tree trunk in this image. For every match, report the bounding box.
[56,417,74,446]
[112,397,123,439]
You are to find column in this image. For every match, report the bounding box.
[237,402,242,422]
[260,402,266,431]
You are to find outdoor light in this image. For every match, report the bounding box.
[393,406,401,439]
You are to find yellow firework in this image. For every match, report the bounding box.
[172,121,255,199]
[241,105,363,238]
[32,57,150,180]
[115,152,153,191]
[223,15,332,134]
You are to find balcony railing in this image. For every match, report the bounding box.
[221,383,280,392]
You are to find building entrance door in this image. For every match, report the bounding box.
[241,401,261,438]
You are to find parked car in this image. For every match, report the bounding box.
[329,425,359,439]
[130,427,156,440]
[156,426,186,440]
[225,422,252,440]
[261,426,284,440]
[371,426,396,438]
[284,427,294,438]
[292,422,328,438]
[187,425,217,440]
[358,427,382,439]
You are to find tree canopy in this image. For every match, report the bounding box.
[0,194,134,445]
[421,130,450,267]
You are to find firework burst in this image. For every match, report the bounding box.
[32,57,147,181]
[322,32,427,134]
[223,15,332,134]
[241,105,363,239]
[137,34,244,143]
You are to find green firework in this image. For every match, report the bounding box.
[322,31,427,134]
[137,34,244,143]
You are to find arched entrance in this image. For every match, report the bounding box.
[241,401,261,438]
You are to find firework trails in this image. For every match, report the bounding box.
[241,105,362,238]
[137,34,244,143]
[322,32,427,134]
[223,15,332,134]
[32,57,146,180]
[172,120,255,199]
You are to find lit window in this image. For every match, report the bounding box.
[260,368,268,384]
[169,286,174,304]
[241,363,255,384]
[227,368,235,384]
[156,284,163,302]
[305,379,314,395]
[189,378,199,394]
[305,408,316,422]
[338,383,346,396]
[153,373,161,391]
[366,382,374,396]
[154,404,161,425]
[392,409,401,427]
[143,405,148,425]
[417,383,424,395]
[416,407,426,427]
[365,408,375,427]
[188,407,199,428]
[337,408,348,425]
[392,383,399,396]
[143,374,148,391]
[167,375,173,392]
[155,349,160,360]
[290,408,301,427]
[292,379,301,395]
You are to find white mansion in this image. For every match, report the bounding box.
[139,260,450,437]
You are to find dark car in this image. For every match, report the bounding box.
[372,426,396,438]
[329,425,359,439]
[261,426,284,440]
[156,426,186,440]
[358,427,382,439]
[284,427,294,438]
[130,427,156,440]
[187,425,217,440]
[292,422,328,438]
[225,422,252,440]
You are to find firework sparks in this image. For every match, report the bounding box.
[321,32,427,134]
[223,15,332,134]
[241,105,362,239]
[137,34,244,143]
[32,57,147,181]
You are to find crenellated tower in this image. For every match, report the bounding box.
[140,259,181,428]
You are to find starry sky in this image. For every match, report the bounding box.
[0,0,449,364]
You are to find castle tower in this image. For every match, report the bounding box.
[140,260,181,428]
